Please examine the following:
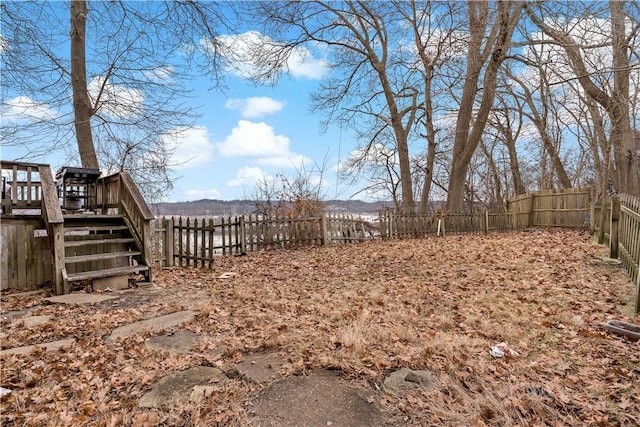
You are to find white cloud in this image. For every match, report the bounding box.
[257,153,310,168]
[163,126,215,168]
[225,97,285,118]
[0,35,8,54]
[226,166,270,187]
[287,46,330,79]
[88,76,144,119]
[184,188,221,199]
[218,120,289,157]
[144,65,174,83]
[1,96,57,123]
[210,31,330,82]
[216,120,310,168]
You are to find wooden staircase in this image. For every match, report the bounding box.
[63,214,149,287]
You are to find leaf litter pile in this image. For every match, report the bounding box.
[1,229,639,426]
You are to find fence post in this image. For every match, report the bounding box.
[589,198,595,234]
[609,196,620,259]
[165,217,174,267]
[528,193,535,227]
[484,211,489,234]
[239,215,247,254]
[320,213,328,245]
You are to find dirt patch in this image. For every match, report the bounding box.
[248,369,387,426]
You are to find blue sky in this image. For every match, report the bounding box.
[1,50,354,202]
[0,3,359,203]
[161,63,351,202]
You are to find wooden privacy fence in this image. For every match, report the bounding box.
[507,188,590,228]
[592,193,640,313]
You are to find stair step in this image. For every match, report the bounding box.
[63,214,124,220]
[64,225,129,233]
[64,238,135,248]
[66,265,149,282]
[65,251,142,264]
[63,215,126,227]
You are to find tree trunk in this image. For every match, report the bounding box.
[419,81,437,213]
[610,0,639,195]
[70,0,99,169]
[503,129,526,195]
[446,1,521,212]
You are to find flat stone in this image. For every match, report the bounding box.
[0,339,75,356]
[236,351,285,383]
[108,310,196,342]
[249,369,385,426]
[12,315,52,328]
[382,368,439,394]
[139,366,228,409]
[189,385,217,403]
[145,331,202,353]
[45,293,118,306]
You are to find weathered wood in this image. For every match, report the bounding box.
[610,196,620,259]
[64,237,135,248]
[66,251,141,264]
[165,218,174,267]
[66,264,148,282]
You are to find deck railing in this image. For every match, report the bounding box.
[1,161,65,294]
[96,171,154,281]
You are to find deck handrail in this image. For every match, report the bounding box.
[97,171,153,281]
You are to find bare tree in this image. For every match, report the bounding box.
[446,1,523,212]
[1,1,232,200]
[245,1,424,211]
[489,82,528,196]
[506,67,573,189]
[526,0,640,196]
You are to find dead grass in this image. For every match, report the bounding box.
[1,229,639,426]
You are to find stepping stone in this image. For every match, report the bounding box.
[145,331,202,353]
[249,369,385,426]
[382,368,439,394]
[236,351,285,383]
[11,315,52,328]
[139,366,229,409]
[45,293,118,306]
[0,339,75,357]
[108,310,196,342]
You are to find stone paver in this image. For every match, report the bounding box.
[382,368,439,394]
[145,331,202,353]
[236,351,285,383]
[0,339,75,357]
[249,369,386,426]
[11,315,52,328]
[45,293,118,306]
[139,366,229,408]
[108,310,196,342]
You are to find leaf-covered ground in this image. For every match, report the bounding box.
[1,230,639,426]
